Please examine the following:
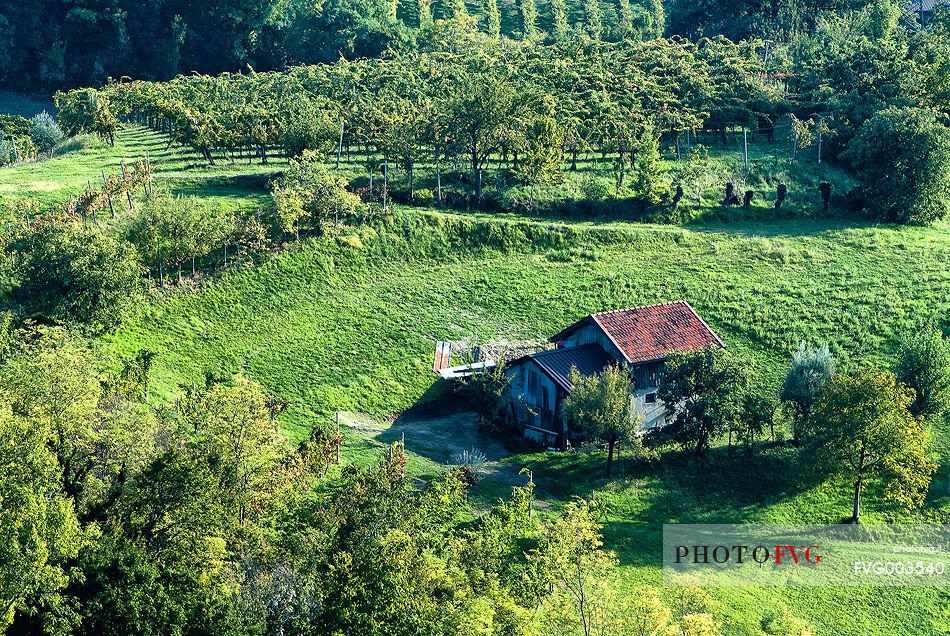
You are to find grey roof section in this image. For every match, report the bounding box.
[525,344,615,391]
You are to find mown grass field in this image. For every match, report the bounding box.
[3,123,948,635]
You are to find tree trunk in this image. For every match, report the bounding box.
[851,446,867,523]
[851,475,862,523]
[606,438,616,477]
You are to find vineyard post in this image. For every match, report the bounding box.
[122,159,135,210]
[528,470,534,518]
[382,160,389,209]
[102,170,116,219]
[145,150,153,195]
[743,128,748,170]
[817,117,823,164]
[336,120,344,169]
[335,412,341,464]
[436,165,442,203]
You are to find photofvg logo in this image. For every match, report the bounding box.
[674,544,821,566]
[663,524,949,587]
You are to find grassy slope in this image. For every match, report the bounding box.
[5,124,949,635]
[0,125,281,210]
[105,213,950,635]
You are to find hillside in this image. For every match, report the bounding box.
[3,0,950,633]
[97,208,950,635]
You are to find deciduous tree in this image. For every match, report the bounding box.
[563,364,641,476]
[658,346,750,455]
[894,326,950,421]
[845,106,950,224]
[805,368,937,522]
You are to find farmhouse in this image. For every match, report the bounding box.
[505,300,724,448]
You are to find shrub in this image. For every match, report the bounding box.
[844,106,950,224]
[29,111,64,156]
[780,342,835,442]
[7,220,141,331]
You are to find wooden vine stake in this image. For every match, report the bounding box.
[145,150,153,195]
[102,169,115,219]
[120,160,134,210]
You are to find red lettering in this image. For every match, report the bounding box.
[774,545,799,564]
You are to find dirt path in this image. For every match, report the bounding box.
[338,410,553,506]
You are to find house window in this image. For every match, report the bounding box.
[645,392,657,404]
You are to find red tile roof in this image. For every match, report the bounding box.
[551,301,724,365]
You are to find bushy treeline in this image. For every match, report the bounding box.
[54,6,950,222]
[0,0,873,91]
[658,338,947,523]
[0,323,730,635]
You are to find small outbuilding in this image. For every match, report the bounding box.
[505,300,724,448]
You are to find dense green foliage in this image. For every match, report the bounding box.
[845,107,950,224]
[6,219,141,331]
[39,1,950,223]
[28,111,64,156]
[657,347,751,455]
[563,364,640,476]
[895,327,950,422]
[0,0,834,91]
[780,342,836,442]
[804,368,937,522]
[0,324,694,635]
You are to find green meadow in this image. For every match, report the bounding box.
[104,210,950,635]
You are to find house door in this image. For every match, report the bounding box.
[541,386,551,428]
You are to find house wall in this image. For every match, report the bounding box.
[557,322,627,362]
[560,324,668,430]
[630,361,667,430]
[505,360,564,447]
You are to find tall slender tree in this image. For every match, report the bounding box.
[520,0,538,38]
[484,0,501,38]
[550,0,569,41]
